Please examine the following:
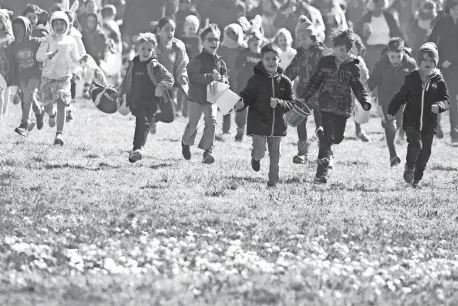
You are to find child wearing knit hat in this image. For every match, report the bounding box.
[285,15,328,164]
[388,42,449,188]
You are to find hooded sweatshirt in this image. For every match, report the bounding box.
[36,11,81,80]
[82,12,108,64]
[6,16,43,85]
[155,37,189,87]
[0,9,13,79]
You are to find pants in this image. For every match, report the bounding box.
[442,73,458,140]
[297,109,323,141]
[252,135,281,184]
[182,101,217,151]
[318,112,347,160]
[222,108,248,134]
[405,127,435,181]
[19,77,41,125]
[382,104,404,158]
[154,91,176,123]
[132,103,158,150]
[177,89,188,117]
[70,79,76,100]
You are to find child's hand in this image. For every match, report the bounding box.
[234,99,244,110]
[178,75,188,85]
[431,104,440,113]
[212,70,221,81]
[270,97,278,108]
[79,54,89,64]
[155,87,165,97]
[48,48,59,60]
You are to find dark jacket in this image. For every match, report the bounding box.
[356,11,405,45]
[300,55,371,118]
[119,55,174,109]
[388,69,449,133]
[239,62,295,137]
[368,48,417,106]
[428,14,458,74]
[235,48,261,92]
[82,12,109,64]
[187,50,228,103]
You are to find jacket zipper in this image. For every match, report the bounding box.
[271,76,276,136]
[420,78,432,131]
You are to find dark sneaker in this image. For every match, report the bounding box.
[235,130,244,142]
[182,142,191,160]
[203,150,215,164]
[390,156,401,167]
[251,158,260,172]
[66,109,73,122]
[27,121,36,132]
[267,181,277,188]
[129,149,143,163]
[54,133,64,146]
[403,165,415,184]
[356,130,371,142]
[314,159,329,184]
[36,111,44,130]
[14,123,28,137]
[412,180,420,188]
[293,155,307,164]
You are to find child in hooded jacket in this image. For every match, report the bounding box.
[234,43,296,187]
[284,15,327,164]
[36,11,88,146]
[274,28,296,70]
[21,4,49,38]
[6,16,44,136]
[0,9,13,124]
[388,42,449,188]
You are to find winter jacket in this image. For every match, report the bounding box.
[5,16,43,85]
[187,50,228,103]
[69,27,86,58]
[155,37,189,89]
[300,55,371,118]
[356,11,405,45]
[368,48,417,106]
[119,55,174,109]
[388,69,449,133]
[82,12,109,64]
[239,62,296,137]
[235,48,262,92]
[36,12,81,80]
[428,15,458,74]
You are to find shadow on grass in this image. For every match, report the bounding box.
[44,162,121,171]
[150,163,174,170]
[430,165,458,172]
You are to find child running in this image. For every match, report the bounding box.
[118,33,174,163]
[299,29,371,183]
[36,11,88,145]
[368,37,417,166]
[388,42,449,188]
[0,9,13,125]
[181,24,228,164]
[235,43,296,187]
[274,28,296,70]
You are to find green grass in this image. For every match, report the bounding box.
[1,100,458,305]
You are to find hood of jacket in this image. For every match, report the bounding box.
[12,16,33,41]
[49,11,70,39]
[85,12,101,33]
[253,61,284,78]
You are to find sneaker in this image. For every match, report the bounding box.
[390,156,401,167]
[235,130,244,142]
[27,121,36,132]
[314,158,329,184]
[412,180,420,188]
[356,130,371,142]
[54,133,64,146]
[36,111,44,130]
[49,112,56,128]
[149,119,157,134]
[66,109,73,122]
[203,150,215,164]
[182,142,191,160]
[403,165,415,184]
[293,155,307,164]
[267,181,277,188]
[251,158,260,172]
[14,123,28,137]
[128,149,143,163]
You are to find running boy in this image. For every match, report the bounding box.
[299,29,372,183]
[118,32,174,163]
[388,42,449,188]
[235,43,296,187]
[368,37,417,166]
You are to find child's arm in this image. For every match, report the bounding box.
[349,66,371,110]
[388,77,410,116]
[156,63,175,90]
[187,58,214,84]
[432,80,449,113]
[174,41,189,85]
[219,59,229,84]
[284,54,299,81]
[367,61,382,92]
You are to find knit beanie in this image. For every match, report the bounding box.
[295,15,316,38]
[418,42,439,66]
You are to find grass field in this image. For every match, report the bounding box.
[1,100,458,305]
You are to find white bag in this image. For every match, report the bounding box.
[215,89,241,115]
[354,102,370,124]
[207,81,230,104]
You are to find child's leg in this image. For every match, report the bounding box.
[19,78,41,126]
[296,118,309,156]
[332,115,348,145]
[132,104,157,150]
[405,127,422,170]
[182,101,204,146]
[267,137,281,185]
[318,112,335,160]
[182,94,189,118]
[414,131,435,182]
[155,93,176,123]
[198,103,218,151]
[2,86,9,116]
[56,99,67,134]
[235,108,247,140]
[222,113,231,134]
[382,106,399,159]
[251,135,267,161]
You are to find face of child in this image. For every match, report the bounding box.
[86,15,97,30]
[159,21,175,43]
[262,50,280,74]
[226,28,238,42]
[138,41,156,61]
[185,24,197,36]
[419,54,436,75]
[296,34,313,49]
[202,31,220,54]
[387,51,403,67]
[333,45,350,63]
[53,19,67,35]
[249,39,261,53]
[450,4,458,20]
[12,22,25,42]
[26,12,38,27]
[276,34,288,51]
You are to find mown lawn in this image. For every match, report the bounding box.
[1,100,458,305]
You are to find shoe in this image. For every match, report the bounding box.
[412,180,420,188]
[294,140,310,164]
[315,127,324,141]
[251,158,260,172]
[182,142,191,160]
[54,133,64,146]
[390,156,401,167]
[149,119,157,134]
[203,150,215,164]
[36,111,44,130]
[267,181,277,188]
[27,121,36,132]
[49,112,56,128]
[314,158,329,184]
[403,164,415,184]
[128,148,143,163]
[14,122,28,137]
[356,130,371,142]
[235,129,244,142]
[66,109,73,122]
[293,155,307,164]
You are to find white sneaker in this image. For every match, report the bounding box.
[129,149,144,163]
